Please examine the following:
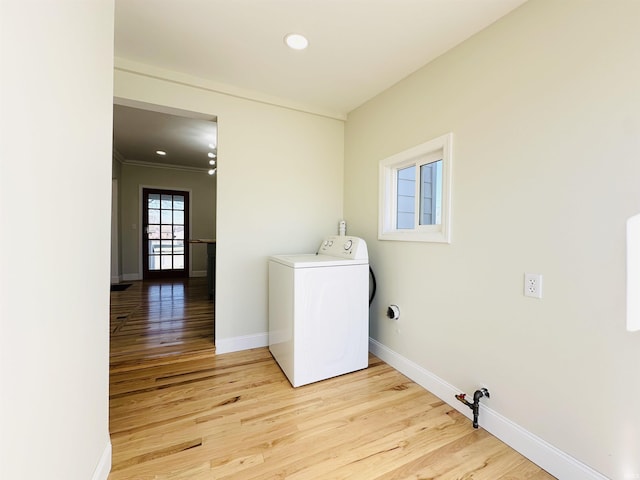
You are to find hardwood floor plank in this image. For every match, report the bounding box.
[244,407,464,480]
[109,278,556,480]
[497,457,555,480]
[112,437,204,472]
[371,429,491,480]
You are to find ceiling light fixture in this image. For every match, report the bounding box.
[284,33,309,50]
[209,159,216,166]
[156,150,167,156]
[208,168,216,175]
[208,152,216,158]
[208,143,216,149]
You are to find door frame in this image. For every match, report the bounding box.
[138,184,194,279]
[111,179,120,284]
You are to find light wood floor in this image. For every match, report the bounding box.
[109,278,555,479]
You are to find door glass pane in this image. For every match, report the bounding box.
[173,210,184,225]
[148,240,160,255]
[173,240,184,254]
[160,225,172,239]
[161,194,173,209]
[397,165,415,229]
[161,240,172,253]
[160,255,173,269]
[161,209,172,224]
[173,255,184,269]
[148,225,160,239]
[173,195,185,210]
[173,226,184,239]
[149,255,160,270]
[148,209,160,224]
[148,194,160,209]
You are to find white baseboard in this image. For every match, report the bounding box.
[122,273,142,281]
[215,332,268,354]
[190,270,206,277]
[111,275,121,284]
[92,440,111,480]
[368,338,608,480]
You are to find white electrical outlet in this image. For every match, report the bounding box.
[524,273,543,298]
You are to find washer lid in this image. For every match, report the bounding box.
[269,253,368,268]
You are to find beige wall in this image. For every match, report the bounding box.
[345,0,640,478]
[0,1,113,479]
[119,162,216,278]
[114,65,345,350]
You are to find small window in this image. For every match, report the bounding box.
[379,133,452,243]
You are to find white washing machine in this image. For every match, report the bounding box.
[268,235,369,387]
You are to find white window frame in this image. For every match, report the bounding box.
[378,133,452,243]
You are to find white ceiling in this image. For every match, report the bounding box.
[112,0,527,168]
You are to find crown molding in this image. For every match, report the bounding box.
[114,57,347,121]
[115,148,208,173]
[112,148,125,164]
[122,158,211,173]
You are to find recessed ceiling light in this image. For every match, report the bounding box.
[156,150,167,156]
[209,159,216,166]
[208,152,216,158]
[208,168,216,175]
[208,143,216,149]
[284,33,308,50]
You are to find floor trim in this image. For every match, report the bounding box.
[122,273,142,281]
[369,338,608,480]
[215,332,268,354]
[92,440,111,480]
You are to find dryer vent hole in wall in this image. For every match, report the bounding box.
[387,304,399,320]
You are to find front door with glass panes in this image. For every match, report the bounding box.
[142,188,189,279]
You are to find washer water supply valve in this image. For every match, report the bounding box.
[455,388,490,428]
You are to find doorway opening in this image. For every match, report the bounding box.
[111,99,218,357]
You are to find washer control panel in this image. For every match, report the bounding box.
[318,235,368,260]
